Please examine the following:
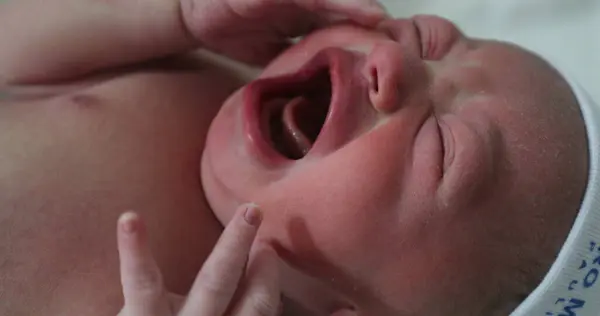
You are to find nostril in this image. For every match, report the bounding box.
[362,42,408,114]
[367,65,391,113]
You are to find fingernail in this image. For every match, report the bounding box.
[119,212,140,234]
[369,5,386,14]
[368,2,390,16]
[244,204,263,227]
[332,0,386,12]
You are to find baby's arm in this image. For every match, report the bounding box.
[0,0,387,87]
[0,0,195,85]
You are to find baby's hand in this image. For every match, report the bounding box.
[181,0,389,65]
[116,204,281,316]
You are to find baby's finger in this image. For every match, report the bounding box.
[296,0,389,27]
[117,212,171,316]
[230,245,281,316]
[179,204,262,316]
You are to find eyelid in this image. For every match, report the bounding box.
[437,116,455,173]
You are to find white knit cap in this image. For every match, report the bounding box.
[510,67,600,315]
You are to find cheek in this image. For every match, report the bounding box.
[253,130,413,273]
[202,91,265,221]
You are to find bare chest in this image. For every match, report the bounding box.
[0,68,242,315]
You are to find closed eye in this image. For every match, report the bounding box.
[436,115,455,174]
[434,114,445,176]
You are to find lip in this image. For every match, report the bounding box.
[242,48,361,165]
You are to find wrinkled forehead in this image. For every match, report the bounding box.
[467,39,584,195]
[462,40,558,90]
[457,40,579,146]
[443,37,573,122]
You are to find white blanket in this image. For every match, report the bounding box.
[381,0,600,102]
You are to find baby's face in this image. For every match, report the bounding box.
[202,16,587,315]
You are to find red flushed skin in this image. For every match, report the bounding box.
[202,16,588,316]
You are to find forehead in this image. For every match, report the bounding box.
[440,39,560,122]
[451,40,549,91]
[433,39,575,194]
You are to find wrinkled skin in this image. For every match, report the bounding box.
[202,16,589,315]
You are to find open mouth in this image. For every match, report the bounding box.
[259,67,332,160]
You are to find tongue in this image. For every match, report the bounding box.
[282,96,313,157]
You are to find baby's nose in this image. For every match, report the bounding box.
[362,41,427,114]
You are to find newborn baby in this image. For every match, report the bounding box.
[0,0,594,315]
[202,17,594,316]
